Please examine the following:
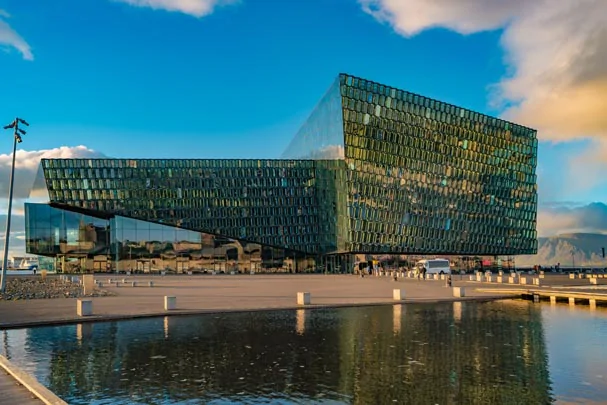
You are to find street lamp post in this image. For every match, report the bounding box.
[1,118,28,293]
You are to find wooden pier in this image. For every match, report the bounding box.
[0,369,41,405]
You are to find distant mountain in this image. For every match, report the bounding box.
[517,233,607,267]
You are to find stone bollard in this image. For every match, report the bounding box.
[40,270,48,280]
[131,281,137,287]
[433,274,439,280]
[508,277,516,284]
[539,274,545,279]
[550,296,557,304]
[569,297,575,305]
[497,276,503,283]
[230,271,236,275]
[187,271,193,275]
[590,278,598,285]
[393,289,405,300]
[148,281,154,287]
[297,292,311,305]
[164,296,177,310]
[77,299,93,316]
[453,287,465,297]
[83,274,95,295]
[520,277,528,285]
[108,278,113,283]
[250,271,255,275]
[469,275,475,281]
[440,274,445,280]
[533,278,541,286]
[122,278,127,283]
[569,273,575,279]
[485,275,493,283]
[114,281,120,287]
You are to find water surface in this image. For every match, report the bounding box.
[2,301,606,404]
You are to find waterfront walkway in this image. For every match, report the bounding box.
[0,369,41,405]
[0,274,513,329]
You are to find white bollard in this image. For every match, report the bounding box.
[497,276,503,283]
[508,277,516,284]
[164,296,177,310]
[393,289,405,300]
[148,281,154,287]
[550,296,557,304]
[131,281,137,287]
[569,273,575,279]
[520,277,528,285]
[453,287,466,297]
[297,292,311,305]
[77,299,93,316]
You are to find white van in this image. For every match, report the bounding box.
[416,259,451,275]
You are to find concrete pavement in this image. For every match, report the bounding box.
[0,274,515,329]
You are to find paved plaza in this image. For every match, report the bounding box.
[0,274,515,328]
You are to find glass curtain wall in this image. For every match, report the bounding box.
[25,203,337,274]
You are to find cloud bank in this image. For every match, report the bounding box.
[360,0,607,142]
[114,0,237,17]
[0,145,105,201]
[0,145,105,258]
[538,202,607,237]
[0,9,33,60]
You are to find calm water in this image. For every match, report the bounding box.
[1,301,607,404]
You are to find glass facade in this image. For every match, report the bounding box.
[339,74,538,255]
[25,73,538,268]
[25,203,330,274]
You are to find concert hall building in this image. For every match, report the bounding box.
[24,74,538,273]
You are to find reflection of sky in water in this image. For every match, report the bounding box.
[541,305,607,404]
[1,302,606,404]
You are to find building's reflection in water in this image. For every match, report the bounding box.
[17,301,554,405]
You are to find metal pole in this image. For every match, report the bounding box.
[1,130,18,293]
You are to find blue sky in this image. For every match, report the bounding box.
[1,0,607,239]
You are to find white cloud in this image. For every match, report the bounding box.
[0,145,105,201]
[114,0,237,17]
[360,0,607,143]
[537,202,607,237]
[0,146,104,258]
[0,9,33,60]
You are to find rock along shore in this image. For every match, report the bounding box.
[0,277,115,301]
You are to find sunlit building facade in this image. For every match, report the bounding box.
[25,73,538,273]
